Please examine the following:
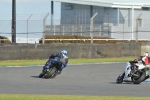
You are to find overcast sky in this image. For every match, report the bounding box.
[0,0,61,20]
[0,0,61,43]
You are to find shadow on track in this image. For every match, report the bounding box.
[30,76,53,79]
[30,76,39,78]
[109,82,133,84]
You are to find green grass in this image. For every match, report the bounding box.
[0,57,136,66]
[0,94,150,100]
[69,57,136,64]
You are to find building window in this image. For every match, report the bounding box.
[142,7,149,10]
[65,3,73,10]
[138,19,142,27]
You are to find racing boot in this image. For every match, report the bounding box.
[145,75,149,80]
[57,69,62,74]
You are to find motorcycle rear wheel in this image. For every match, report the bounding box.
[132,71,146,84]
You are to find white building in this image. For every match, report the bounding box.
[50,0,150,40]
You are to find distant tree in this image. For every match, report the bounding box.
[0,36,11,43]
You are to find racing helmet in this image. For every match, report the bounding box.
[145,52,149,56]
[61,50,67,55]
[144,52,149,56]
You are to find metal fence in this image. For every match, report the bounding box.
[1,14,150,43]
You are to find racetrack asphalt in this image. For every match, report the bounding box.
[0,63,150,96]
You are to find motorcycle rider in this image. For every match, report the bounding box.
[117,52,150,83]
[141,52,150,65]
[138,52,150,80]
[43,50,68,74]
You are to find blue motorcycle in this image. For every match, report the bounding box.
[39,59,62,79]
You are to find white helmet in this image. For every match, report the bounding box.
[144,52,149,56]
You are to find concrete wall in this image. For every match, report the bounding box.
[0,43,144,60]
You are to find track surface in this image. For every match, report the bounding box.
[0,63,150,96]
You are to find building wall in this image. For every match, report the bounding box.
[61,3,105,25]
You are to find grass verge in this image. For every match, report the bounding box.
[0,94,150,100]
[0,57,136,66]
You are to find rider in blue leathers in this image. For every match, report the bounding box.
[43,50,68,74]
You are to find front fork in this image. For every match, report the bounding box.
[119,72,125,79]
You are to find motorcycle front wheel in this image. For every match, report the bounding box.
[44,67,57,79]
[39,72,45,78]
[116,72,125,84]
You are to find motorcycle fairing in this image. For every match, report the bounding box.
[44,60,51,69]
[123,62,132,81]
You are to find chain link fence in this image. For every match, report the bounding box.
[0,14,150,43]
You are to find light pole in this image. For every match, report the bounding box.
[43,13,49,44]
[12,0,16,43]
[123,14,128,41]
[136,13,142,42]
[107,13,112,38]
[131,5,134,40]
[90,12,98,43]
[27,14,32,43]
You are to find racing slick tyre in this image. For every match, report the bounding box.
[39,72,44,78]
[116,72,125,84]
[44,67,57,79]
[132,71,146,84]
